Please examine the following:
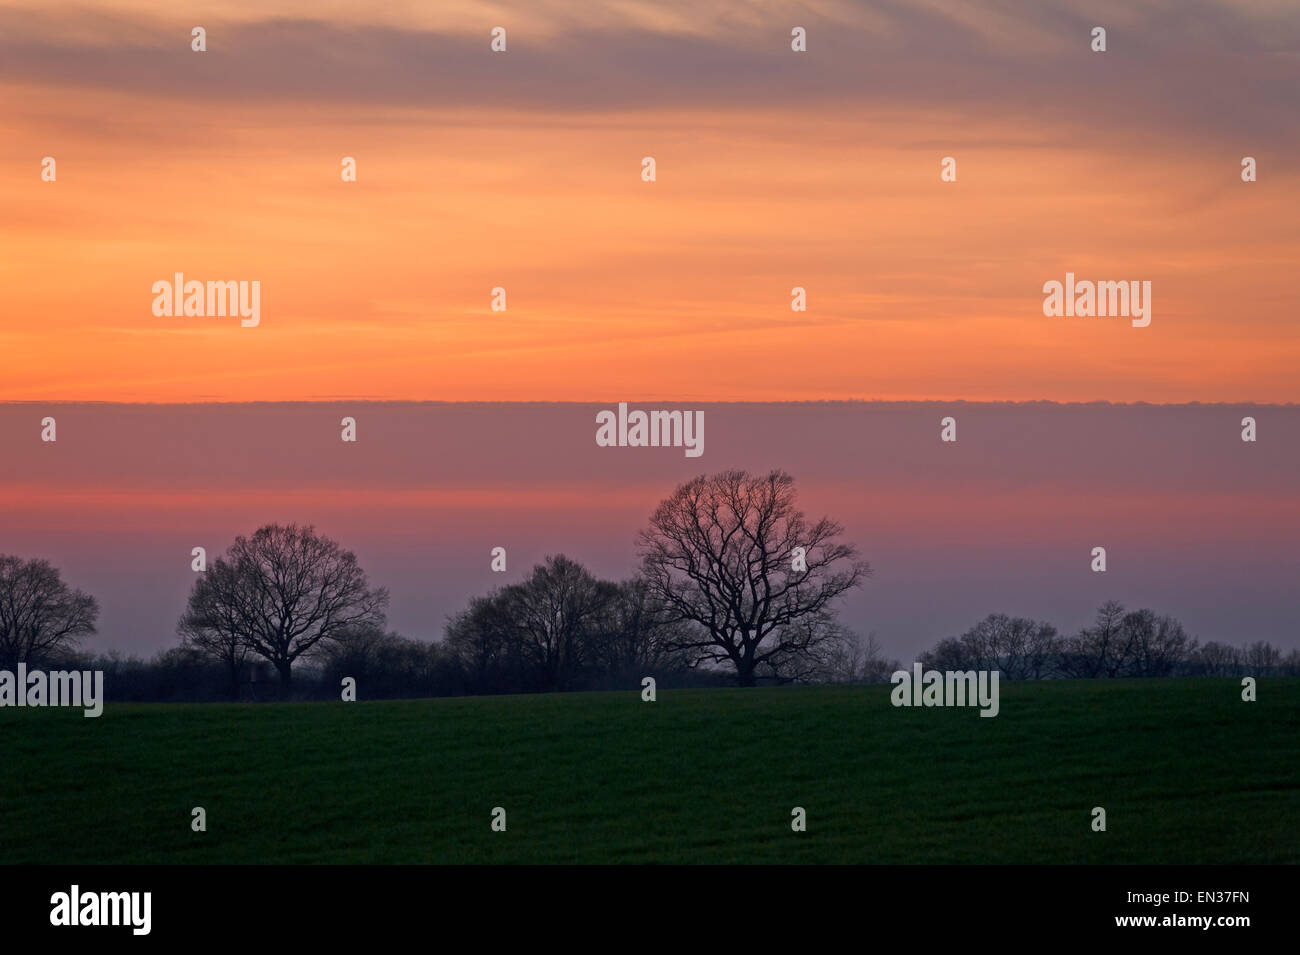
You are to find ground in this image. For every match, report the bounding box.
[1,678,1295,864]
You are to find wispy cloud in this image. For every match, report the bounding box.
[1,0,1295,145]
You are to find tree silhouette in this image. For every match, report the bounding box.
[590,578,690,681]
[0,555,98,668]
[638,470,870,686]
[178,524,388,696]
[1059,600,1129,678]
[177,558,254,699]
[502,555,615,692]
[921,613,1058,680]
[1121,608,1195,678]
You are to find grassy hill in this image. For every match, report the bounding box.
[1,678,1296,864]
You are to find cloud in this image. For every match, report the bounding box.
[0,0,1294,147]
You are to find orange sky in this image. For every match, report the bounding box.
[2,0,1297,402]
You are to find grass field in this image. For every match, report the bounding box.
[1,678,1296,864]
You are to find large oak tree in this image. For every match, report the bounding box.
[637,470,870,686]
[178,524,388,696]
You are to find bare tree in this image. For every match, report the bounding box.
[1058,600,1130,678]
[591,577,690,681]
[637,470,870,686]
[1122,609,1195,677]
[918,636,967,672]
[1281,649,1300,678]
[177,557,254,699]
[317,622,390,678]
[503,555,615,692]
[1053,602,1197,679]
[316,624,426,697]
[443,556,619,693]
[1243,640,1281,675]
[973,614,1058,680]
[444,591,522,693]
[820,628,897,684]
[178,524,388,696]
[1190,641,1243,677]
[918,614,1057,679]
[0,555,98,668]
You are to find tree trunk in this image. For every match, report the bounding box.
[276,659,292,699]
[229,664,241,701]
[735,660,757,687]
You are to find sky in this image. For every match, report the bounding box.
[1,402,1296,660]
[1,0,1298,402]
[1,2,1296,661]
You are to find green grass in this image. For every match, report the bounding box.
[1,679,1296,864]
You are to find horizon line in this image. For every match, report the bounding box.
[3,399,1298,408]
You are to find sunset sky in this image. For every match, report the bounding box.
[2,402,1298,658]
[2,2,1297,660]
[3,0,1298,403]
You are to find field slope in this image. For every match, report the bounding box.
[1,678,1296,864]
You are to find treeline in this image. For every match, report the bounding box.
[3,469,1298,703]
[27,598,1296,705]
[5,470,880,699]
[444,558,691,694]
[32,627,735,704]
[918,603,1300,680]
